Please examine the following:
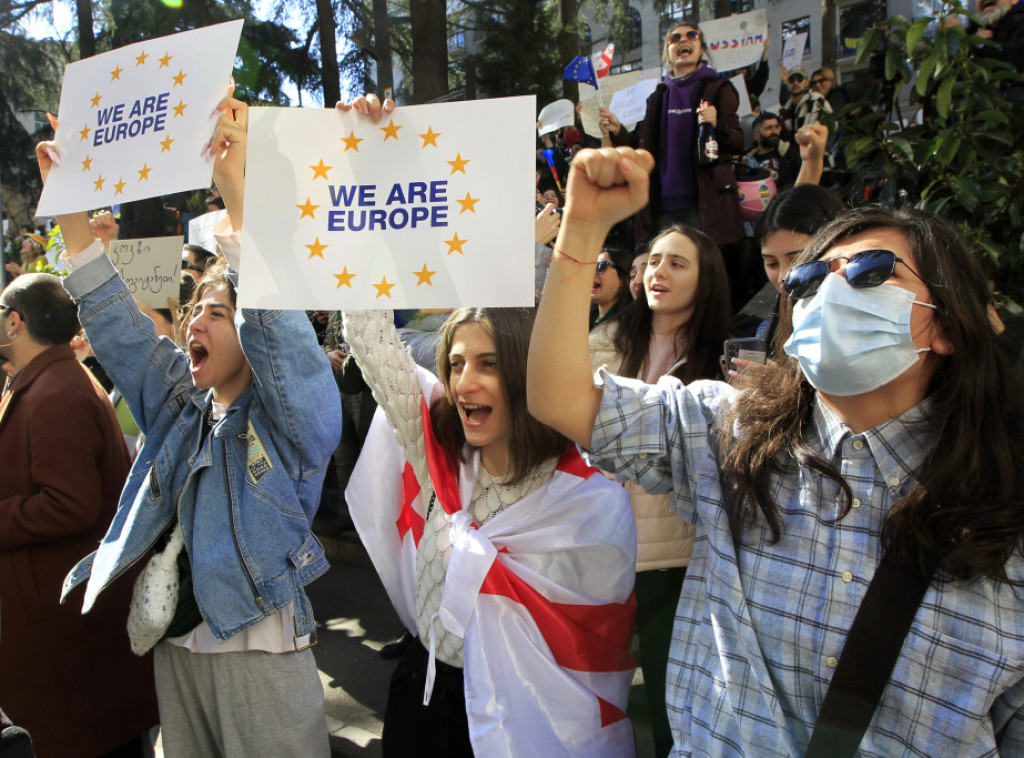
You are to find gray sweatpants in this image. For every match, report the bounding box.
[154,642,330,758]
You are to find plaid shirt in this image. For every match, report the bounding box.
[588,370,1024,757]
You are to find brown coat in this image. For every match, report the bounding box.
[0,344,157,757]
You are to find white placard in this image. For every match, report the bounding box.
[188,209,227,253]
[701,10,768,73]
[782,33,809,71]
[37,21,243,216]
[108,236,183,308]
[578,68,661,137]
[238,97,535,310]
[731,74,753,118]
[537,99,575,136]
[607,79,661,127]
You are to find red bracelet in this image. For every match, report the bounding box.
[547,245,598,267]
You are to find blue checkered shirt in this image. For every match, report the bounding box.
[588,369,1024,757]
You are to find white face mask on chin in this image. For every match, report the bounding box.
[783,273,936,396]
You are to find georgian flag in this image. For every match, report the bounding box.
[347,369,638,757]
[594,42,615,80]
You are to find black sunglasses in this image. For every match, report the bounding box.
[788,73,806,83]
[810,77,827,85]
[596,260,621,275]
[0,303,20,318]
[783,249,934,300]
[668,30,701,43]
[182,261,204,274]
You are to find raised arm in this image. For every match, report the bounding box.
[527,147,654,448]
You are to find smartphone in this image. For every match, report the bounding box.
[724,337,767,373]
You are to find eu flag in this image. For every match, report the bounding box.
[563,56,599,90]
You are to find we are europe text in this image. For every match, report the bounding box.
[93,93,170,147]
[327,181,449,232]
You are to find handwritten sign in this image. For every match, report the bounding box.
[109,236,183,308]
[607,78,661,127]
[188,209,227,253]
[578,68,660,138]
[37,21,243,216]
[701,10,768,73]
[237,97,535,310]
[782,33,809,71]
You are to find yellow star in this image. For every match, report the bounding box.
[456,192,479,214]
[297,198,320,219]
[444,233,467,255]
[160,135,174,152]
[81,154,92,171]
[333,268,356,288]
[341,130,363,152]
[419,126,441,148]
[135,50,148,66]
[90,92,102,108]
[373,276,396,299]
[447,153,470,174]
[306,238,328,259]
[137,163,152,181]
[173,100,187,118]
[172,69,187,87]
[79,124,91,142]
[114,178,127,195]
[413,264,437,286]
[309,158,332,180]
[93,175,105,191]
[110,65,123,81]
[159,52,172,68]
[380,119,402,141]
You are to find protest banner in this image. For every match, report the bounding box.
[607,78,660,127]
[188,209,228,253]
[37,21,243,216]
[578,68,660,138]
[238,97,535,310]
[782,33,809,71]
[701,10,768,72]
[108,236,183,308]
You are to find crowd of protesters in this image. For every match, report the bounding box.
[3,2,1024,756]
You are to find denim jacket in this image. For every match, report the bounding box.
[59,253,341,642]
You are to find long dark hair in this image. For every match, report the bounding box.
[612,225,731,383]
[721,205,1024,582]
[430,307,572,486]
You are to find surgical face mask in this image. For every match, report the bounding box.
[783,273,937,396]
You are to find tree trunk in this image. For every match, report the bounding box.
[821,0,837,71]
[410,0,447,103]
[76,0,95,58]
[316,0,341,106]
[559,0,579,99]
[373,0,394,97]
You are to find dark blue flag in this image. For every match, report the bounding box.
[563,56,599,90]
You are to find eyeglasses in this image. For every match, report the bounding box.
[783,249,935,300]
[182,261,204,274]
[668,30,701,43]
[788,73,806,84]
[596,260,621,275]
[810,78,829,86]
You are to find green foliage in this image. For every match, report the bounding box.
[840,2,1024,302]
[469,0,563,102]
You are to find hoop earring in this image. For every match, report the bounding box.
[6,331,14,339]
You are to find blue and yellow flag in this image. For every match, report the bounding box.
[564,56,599,90]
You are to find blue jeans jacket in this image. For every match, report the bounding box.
[60,255,341,642]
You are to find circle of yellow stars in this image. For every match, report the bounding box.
[296,118,479,300]
[79,47,188,197]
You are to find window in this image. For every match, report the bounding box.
[839,0,888,57]
[448,25,465,53]
[626,7,642,50]
[782,16,813,56]
[610,60,643,75]
[580,22,593,53]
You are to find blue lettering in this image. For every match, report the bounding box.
[389,208,409,229]
[369,209,387,230]
[408,182,427,203]
[430,181,448,203]
[156,92,170,111]
[431,205,448,227]
[358,185,376,206]
[329,185,359,207]
[348,211,367,231]
[386,184,406,205]
[411,208,429,227]
[328,211,346,231]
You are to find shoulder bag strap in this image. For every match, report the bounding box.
[805,550,938,757]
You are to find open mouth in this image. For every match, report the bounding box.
[189,342,209,372]
[460,402,492,427]
[592,278,602,294]
[650,282,669,295]
[676,44,694,57]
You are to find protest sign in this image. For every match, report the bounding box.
[607,78,661,126]
[702,10,768,72]
[188,209,228,253]
[782,33,809,71]
[108,236,183,308]
[238,97,535,310]
[37,21,243,216]
[537,99,575,136]
[578,68,660,137]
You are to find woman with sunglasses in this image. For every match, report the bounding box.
[530,146,1024,755]
[599,22,745,254]
[588,222,730,758]
[589,247,632,329]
